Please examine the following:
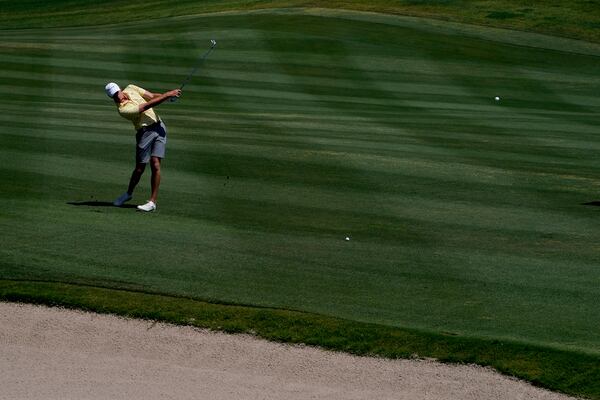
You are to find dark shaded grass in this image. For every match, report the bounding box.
[4,166,597,264]
[1,280,599,399]
[2,0,600,44]
[3,133,126,163]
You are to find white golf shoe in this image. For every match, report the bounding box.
[113,192,132,206]
[137,200,156,212]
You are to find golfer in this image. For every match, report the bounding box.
[105,82,181,212]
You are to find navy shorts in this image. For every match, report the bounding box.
[136,120,167,164]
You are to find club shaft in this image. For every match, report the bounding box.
[180,45,216,90]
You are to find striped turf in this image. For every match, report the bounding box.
[1,9,600,362]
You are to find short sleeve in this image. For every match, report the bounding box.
[118,101,139,119]
[127,84,146,97]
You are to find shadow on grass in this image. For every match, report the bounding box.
[67,201,137,209]
[582,201,600,207]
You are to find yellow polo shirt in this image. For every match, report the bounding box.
[117,84,159,131]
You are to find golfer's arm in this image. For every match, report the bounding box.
[138,93,170,113]
[141,91,161,101]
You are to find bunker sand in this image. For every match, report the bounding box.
[0,302,575,400]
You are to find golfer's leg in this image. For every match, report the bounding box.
[149,156,161,203]
[128,163,146,195]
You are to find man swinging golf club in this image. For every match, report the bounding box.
[105,83,181,212]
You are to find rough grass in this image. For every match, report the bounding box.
[1,0,600,43]
[2,279,600,399]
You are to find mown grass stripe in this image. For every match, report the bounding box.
[2,162,584,245]
[3,137,595,239]
[2,69,497,107]
[3,114,593,188]
[1,146,591,218]
[0,53,195,76]
[7,121,598,189]
[2,104,596,168]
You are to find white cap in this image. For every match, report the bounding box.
[105,82,120,98]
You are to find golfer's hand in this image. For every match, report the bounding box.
[165,89,181,99]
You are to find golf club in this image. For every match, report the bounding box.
[171,39,217,102]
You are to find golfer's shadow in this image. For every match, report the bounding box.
[67,200,137,209]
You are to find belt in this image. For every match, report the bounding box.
[137,120,162,134]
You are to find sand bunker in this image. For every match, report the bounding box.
[0,302,575,400]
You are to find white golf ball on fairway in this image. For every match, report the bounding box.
[345,237,350,241]
[494,96,500,101]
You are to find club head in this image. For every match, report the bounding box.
[210,39,217,48]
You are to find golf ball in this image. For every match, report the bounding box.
[345,237,350,241]
[494,96,500,101]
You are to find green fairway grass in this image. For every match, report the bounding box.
[1,5,600,398]
[2,0,600,43]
